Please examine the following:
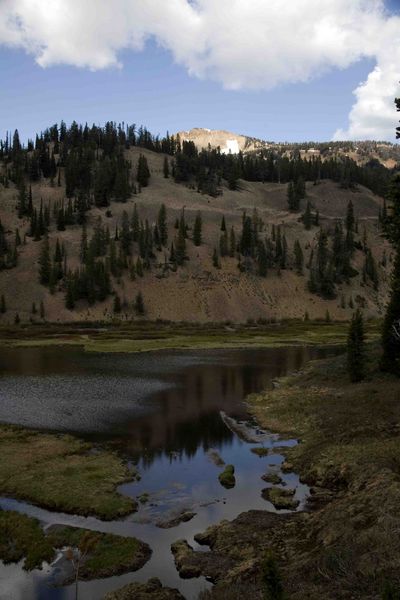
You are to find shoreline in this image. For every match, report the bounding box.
[0,319,380,353]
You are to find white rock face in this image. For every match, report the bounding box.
[177,127,251,154]
[222,139,240,154]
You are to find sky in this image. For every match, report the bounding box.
[0,0,399,144]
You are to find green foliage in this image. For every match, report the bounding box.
[157,203,168,247]
[381,174,400,374]
[0,511,54,571]
[134,291,145,316]
[137,154,150,187]
[218,464,235,488]
[294,239,303,274]
[193,211,202,247]
[261,552,284,600]
[38,235,51,285]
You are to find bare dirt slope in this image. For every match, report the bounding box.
[0,146,391,324]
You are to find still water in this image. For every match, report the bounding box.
[0,345,340,600]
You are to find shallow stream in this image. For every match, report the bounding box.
[0,345,340,600]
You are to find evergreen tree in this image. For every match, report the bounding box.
[38,235,51,285]
[157,204,168,246]
[220,215,226,231]
[219,231,228,257]
[0,294,6,314]
[294,239,304,274]
[163,156,170,178]
[31,302,37,314]
[113,294,122,313]
[120,210,131,255]
[229,226,236,257]
[137,154,150,187]
[257,241,268,277]
[80,224,88,263]
[40,301,45,319]
[175,211,187,266]
[381,173,400,373]
[212,247,220,268]
[303,200,312,230]
[134,291,145,315]
[295,176,306,201]
[14,313,20,325]
[131,204,140,242]
[347,309,365,382]
[287,181,297,211]
[261,552,284,600]
[193,211,202,246]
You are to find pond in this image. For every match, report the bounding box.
[0,344,340,600]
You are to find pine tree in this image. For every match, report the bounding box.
[287,181,297,211]
[0,294,6,314]
[137,154,150,187]
[220,215,226,232]
[229,226,236,257]
[175,211,187,266]
[294,239,304,274]
[113,294,122,313]
[257,241,268,277]
[40,301,45,319]
[80,224,88,263]
[295,176,306,201]
[31,302,37,314]
[14,313,20,325]
[381,173,400,374]
[120,210,131,255]
[131,204,140,242]
[163,156,170,178]
[157,204,168,246]
[347,309,365,382]
[303,201,312,230]
[212,247,220,268]
[38,235,51,285]
[219,231,228,257]
[134,291,145,315]
[193,211,202,246]
[261,552,284,600]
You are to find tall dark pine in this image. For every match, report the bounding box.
[381,173,400,373]
[157,204,168,246]
[193,212,202,246]
[38,235,51,285]
[137,154,150,187]
[396,94,400,139]
[347,309,365,382]
[163,156,170,179]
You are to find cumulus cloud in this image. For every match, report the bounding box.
[0,0,399,140]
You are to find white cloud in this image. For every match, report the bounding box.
[0,0,399,140]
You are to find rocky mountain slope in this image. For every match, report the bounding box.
[178,127,400,169]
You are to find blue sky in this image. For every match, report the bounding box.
[0,0,399,144]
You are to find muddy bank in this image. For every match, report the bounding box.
[173,345,400,599]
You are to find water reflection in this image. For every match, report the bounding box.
[0,344,342,600]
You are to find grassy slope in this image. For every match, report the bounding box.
[248,344,400,599]
[0,425,137,519]
[0,145,390,324]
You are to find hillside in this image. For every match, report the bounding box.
[0,139,392,325]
